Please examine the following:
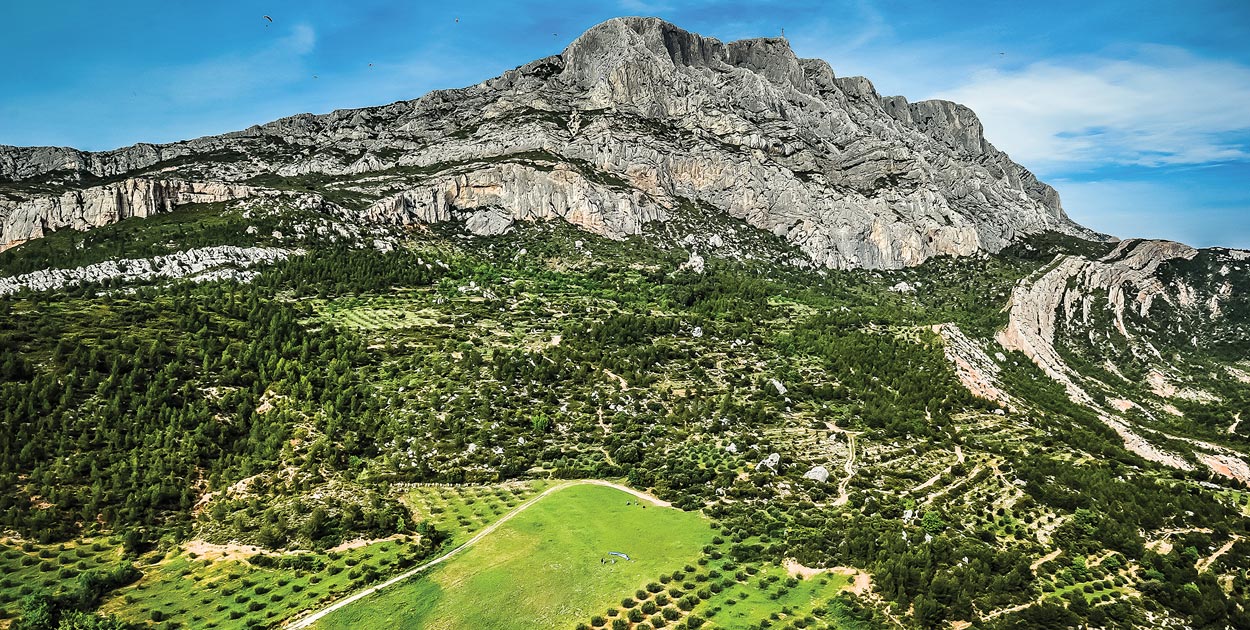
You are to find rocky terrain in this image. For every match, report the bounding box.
[1,17,1103,270]
[0,178,255,251]
[997,239,1250,482]
[0,245,296,296]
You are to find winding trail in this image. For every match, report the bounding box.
[827,424,861,507]
[1030,549,1061,573]
[908,445,967,495]
[1196,535,1242,573]
[285,480,669,628]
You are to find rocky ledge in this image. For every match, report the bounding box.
[0,246,296,296]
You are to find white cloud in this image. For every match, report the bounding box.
[933,47,1250,171]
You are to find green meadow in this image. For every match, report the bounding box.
[318,484,713,630]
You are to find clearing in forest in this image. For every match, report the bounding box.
[316,483,711,629]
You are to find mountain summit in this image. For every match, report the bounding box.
[1,16,1101,268]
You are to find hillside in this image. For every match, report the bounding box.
[1,16,1248,630]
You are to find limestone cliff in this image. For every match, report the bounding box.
[0,17,1103,269]
[0,178,254,251]
[998,239,1250,482]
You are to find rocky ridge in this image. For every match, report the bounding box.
[1,17,1102,270]
[998,239,1250,482]
[0,178,255,251]
[0,246,296,296]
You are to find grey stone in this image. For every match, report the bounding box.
[0,17,1107,270]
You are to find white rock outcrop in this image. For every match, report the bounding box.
[802,466,830,483]
[756,452,780,472]
[0,178,254,251]
[0,246,295,295]
[997,239,1247,480]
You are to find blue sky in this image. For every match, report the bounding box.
[2,1,1248,248]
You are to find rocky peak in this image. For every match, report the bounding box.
[2,16,1107,270]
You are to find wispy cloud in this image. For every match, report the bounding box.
[934,46,1250,171]
[157,23,319,105]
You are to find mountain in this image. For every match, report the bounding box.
[1,17,1100,268]
[1,16,1248,630]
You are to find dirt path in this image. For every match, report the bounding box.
[918,464,983,508]
[1197,535,1242,573]
[911,471,943,494]
[602,368,628,389]
[826,424,861,507]
[1030,549,1061,572]
[1231,413,1242,435]
[285,480,669,628]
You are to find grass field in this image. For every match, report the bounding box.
[317,484,713,630]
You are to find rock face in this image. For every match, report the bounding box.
[997,240,1216,405]
[935,323,1013,410]
[0,246,295,295]
[0,178,254,251]
[998,239,1249,481]
[0,17,1103,269]
[362,163,665,238]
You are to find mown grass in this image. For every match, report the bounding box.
[696,563,852,630]
[318,484,713,630]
